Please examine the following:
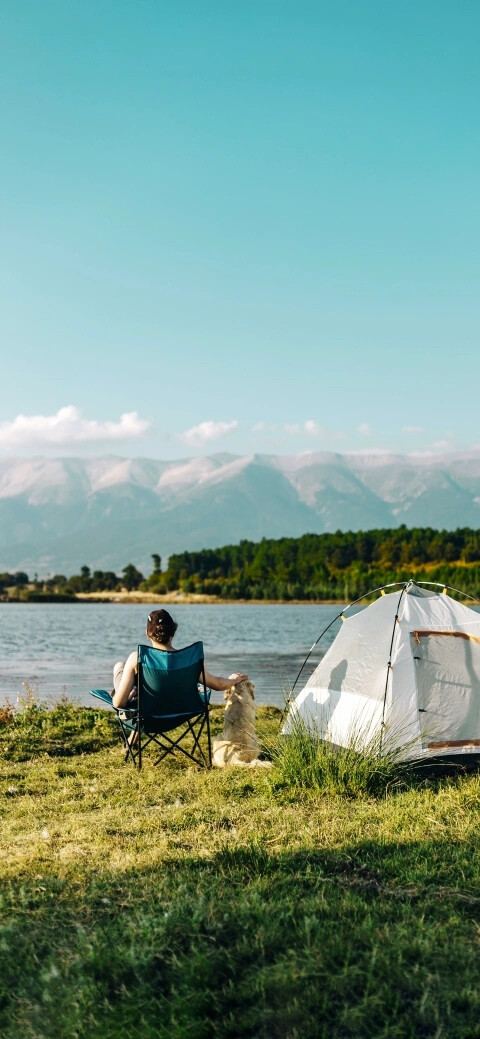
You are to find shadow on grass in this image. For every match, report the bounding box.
[1,839,480,1039]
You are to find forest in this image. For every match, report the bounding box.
[3,527,480,602]
[145,526,480,600]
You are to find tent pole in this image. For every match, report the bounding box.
[411,581,480,605]
[279,581,409,727]
[283,575,480,747]
[289,581,408,699]
[379,585,408,755]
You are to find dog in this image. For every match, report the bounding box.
[212,679,271,767]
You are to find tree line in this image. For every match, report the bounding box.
[3,529,480,602]
[142,526,480,600]
[0,562,146,600]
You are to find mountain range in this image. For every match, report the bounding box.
[1,451,480,575]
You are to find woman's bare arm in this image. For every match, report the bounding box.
[203,668,248,692]
[112,651,138,707]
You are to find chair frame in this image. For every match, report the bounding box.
[91,642,212,770]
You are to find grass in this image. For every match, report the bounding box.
[1,696,480,1038]
[266,711,413,798]
[0,685,118,760]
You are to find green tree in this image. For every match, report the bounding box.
[79,566,92,592]
[122,564,144,591]
[91,570,120,591]
[13,571,29,586]
[151,554,162,575]
[51,574,67,587]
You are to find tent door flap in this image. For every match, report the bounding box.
[411,631,480,751]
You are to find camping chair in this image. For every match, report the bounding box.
[90,641,212,769]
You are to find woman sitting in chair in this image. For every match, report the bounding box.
[112,608,248,708]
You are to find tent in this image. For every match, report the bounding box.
[284,582,480,762]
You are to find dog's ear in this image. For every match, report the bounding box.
[246,681,255,699]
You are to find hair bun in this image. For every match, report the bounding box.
[146,608,178,642]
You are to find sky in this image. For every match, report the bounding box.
[1,0,479,460]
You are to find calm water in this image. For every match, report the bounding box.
[0,602,346,707]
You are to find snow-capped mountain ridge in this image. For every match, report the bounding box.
[0,451,479,574]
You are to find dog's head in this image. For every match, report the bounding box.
[224,679,255,702]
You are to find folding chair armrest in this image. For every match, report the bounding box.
[90,689,137,719]
[90,689,114,706]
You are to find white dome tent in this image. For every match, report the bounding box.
[284,581,480,762]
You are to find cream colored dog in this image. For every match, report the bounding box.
[212,679,271,767]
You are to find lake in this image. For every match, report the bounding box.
[0,602,346,708]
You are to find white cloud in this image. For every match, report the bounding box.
[181,419,238,445]
[252,421,278,434]
[402,425,424,434]
[0,406,150,447]
[284,420,324,436]
[304,420,324,436]
[357,422,371,437]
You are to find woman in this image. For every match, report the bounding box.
[112,608,248,708]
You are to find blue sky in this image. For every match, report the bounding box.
[1,0,479,459]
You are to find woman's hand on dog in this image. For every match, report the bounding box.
[203,668,249,691]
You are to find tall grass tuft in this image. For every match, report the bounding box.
[268,713,410,797]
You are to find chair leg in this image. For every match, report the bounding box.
[118,718,141,768]
[205,708,212,768]
[186,719,207,766]
[126,730,140,767]
[119,711,212,769]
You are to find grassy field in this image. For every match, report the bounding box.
[1,697,480,1039]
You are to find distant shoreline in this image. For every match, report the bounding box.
[80,593,343,605]
[4,591,343,606]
